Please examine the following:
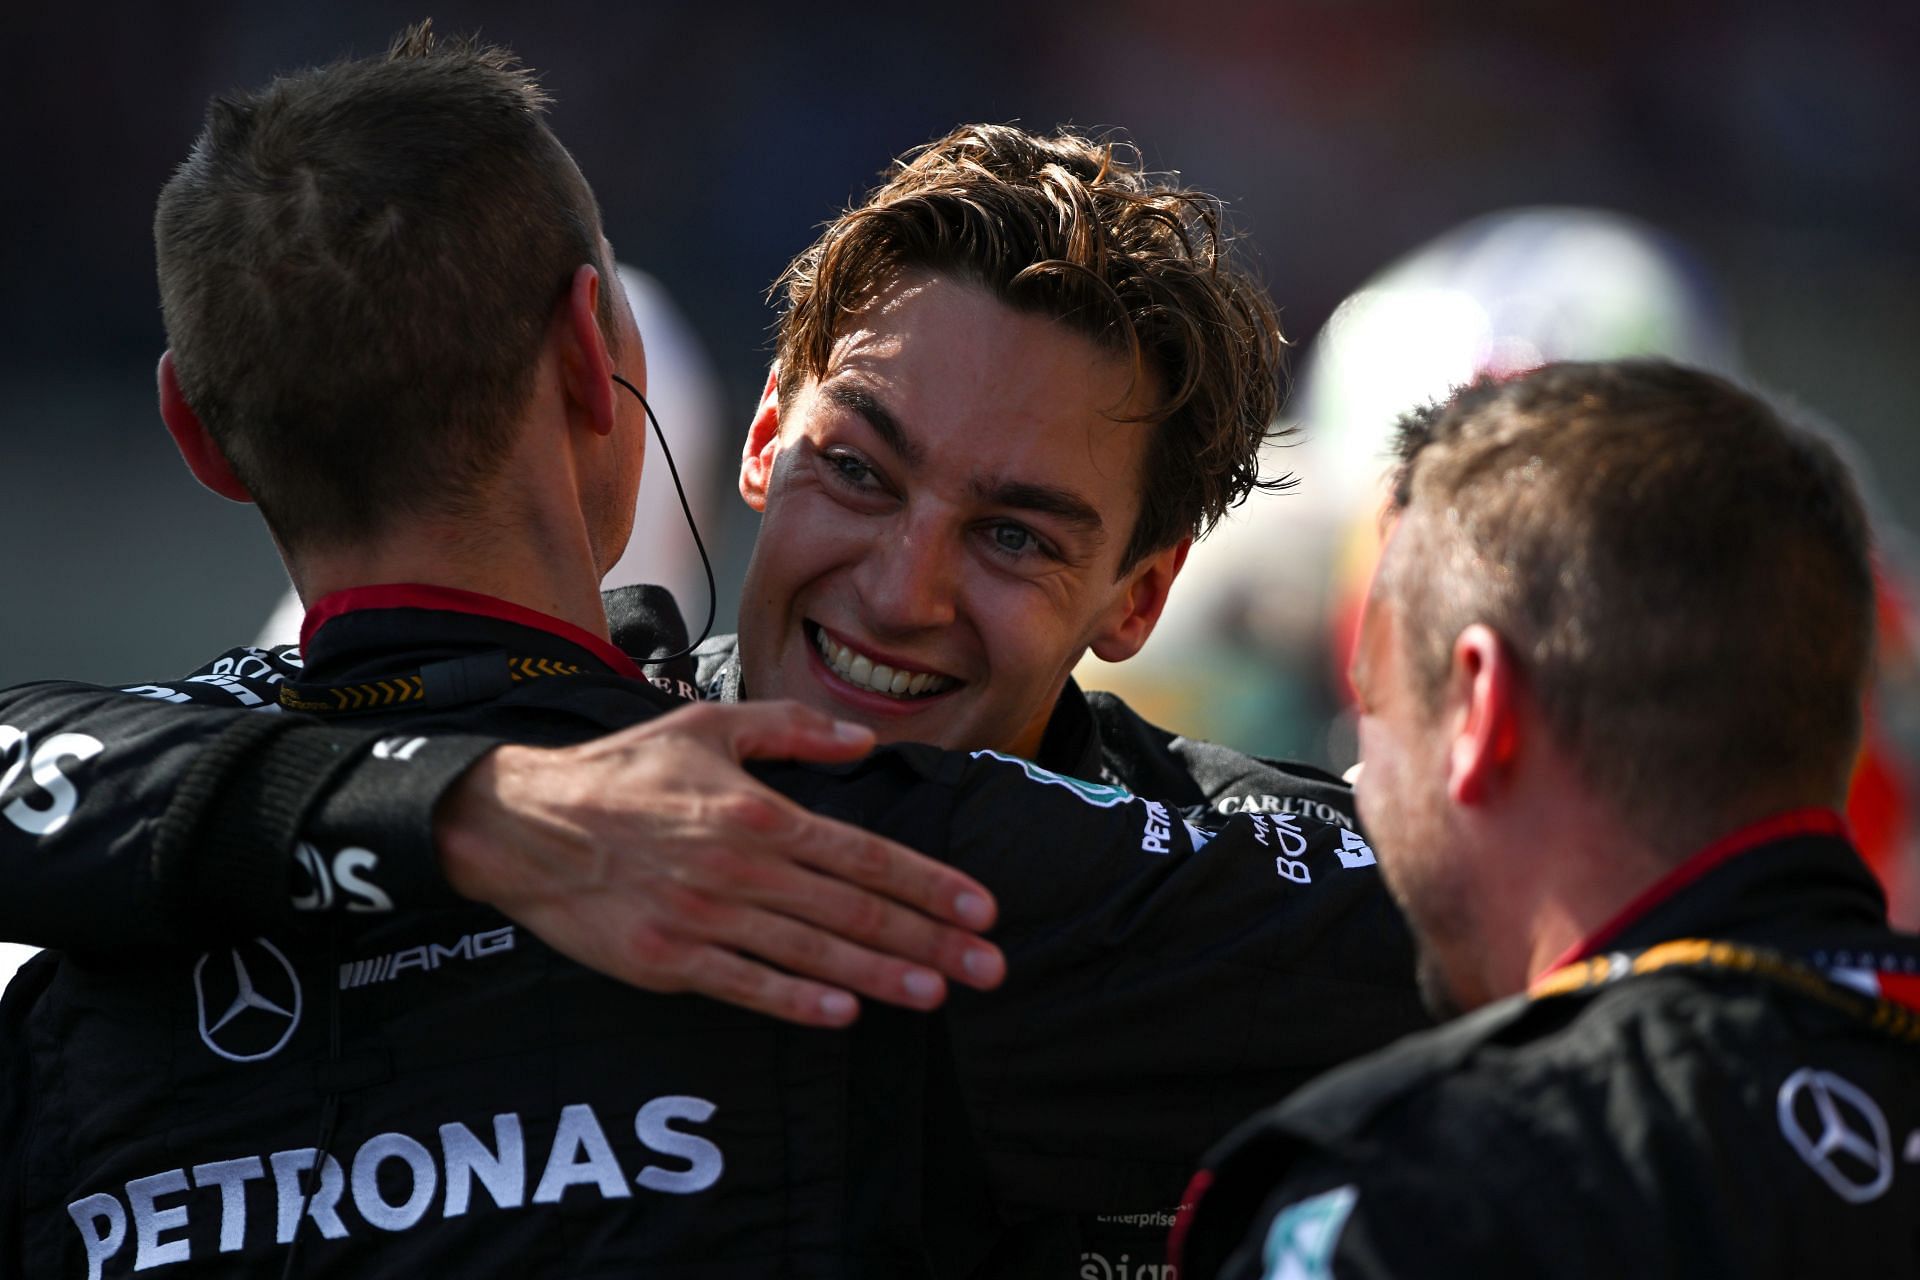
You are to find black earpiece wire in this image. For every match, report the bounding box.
[612,373,717,664]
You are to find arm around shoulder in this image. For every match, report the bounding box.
[0,676,490,948]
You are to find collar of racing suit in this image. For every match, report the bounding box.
[1171,820,1920,1280]
[303,583,705,705]
[303,583,646,679]
[1537,812,1915,995]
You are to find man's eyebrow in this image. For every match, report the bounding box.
[972,478,1105,538]
[820,378,1104,538]
[821,382,922,467]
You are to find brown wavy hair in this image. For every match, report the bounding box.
[773,123,1291,571]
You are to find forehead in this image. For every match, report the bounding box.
[803,272,1161,506]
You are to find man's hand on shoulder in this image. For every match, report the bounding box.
[435,700,1005,1027]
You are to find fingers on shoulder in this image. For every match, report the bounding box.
[680,945,861,1027]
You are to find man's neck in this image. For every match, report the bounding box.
[1518,792,1848,988]
[290,516,612,643]
[1462,775,1672,1001]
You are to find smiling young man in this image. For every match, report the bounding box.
[683,125,1348,829]
[733,268,1173,756]
[718,119,1286,762]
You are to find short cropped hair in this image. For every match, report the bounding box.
[155,22,614,550]
[773,123,1290,572]
[1385,360,1874,844]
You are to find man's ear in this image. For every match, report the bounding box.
[559,263,618,436]
[738,366,784,512]
[1089,537,1192,662]
[158,351,252,503]
[1447,622,1520,807]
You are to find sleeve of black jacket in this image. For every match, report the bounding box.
[1178,1092,1660,1280]
[0,675,490,948]
[1173,999,1666,1280]
[1187,1153,1505,1279]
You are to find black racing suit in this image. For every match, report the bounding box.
[0,588,1426,1278]
[1174,819,1920,1279]
[707,632,1383,1276]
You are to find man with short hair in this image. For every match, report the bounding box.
[156,34,628,563]
[0,30,1422,1279]
[1174,360,1920,1279]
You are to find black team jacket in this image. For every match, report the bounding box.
[699,631,1384,1276]
[0,586,1426,1279]
[1174,814,1920,1280]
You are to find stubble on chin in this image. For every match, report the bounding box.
[1383,854,1483,1021]
[1413,948,1467,1021]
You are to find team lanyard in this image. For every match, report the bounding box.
[1532,937,1920,1044]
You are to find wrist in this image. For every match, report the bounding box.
[435,745,517,904]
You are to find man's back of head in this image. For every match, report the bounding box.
[1354,358,1878,1010]
[1384,358,1874,854]
[155,21,616,555]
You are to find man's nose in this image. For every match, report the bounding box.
[855,526,959,634]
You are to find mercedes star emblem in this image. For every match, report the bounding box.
[1776,1066,1893,1204]
[193,937,303,1063]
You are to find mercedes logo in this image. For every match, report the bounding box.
[193,937,303,1063]
[1776,1067,1893,1204]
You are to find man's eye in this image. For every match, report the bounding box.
[825,451,879,489]
[986,522,1052,559]
[992,524,1032,553]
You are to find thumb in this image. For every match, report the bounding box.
[727,700,877,764]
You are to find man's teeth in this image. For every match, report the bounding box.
[814,628,954,699]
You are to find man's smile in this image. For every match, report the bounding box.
[806,621,959,701]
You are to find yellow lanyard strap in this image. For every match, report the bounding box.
[1532,937,1920,1044]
